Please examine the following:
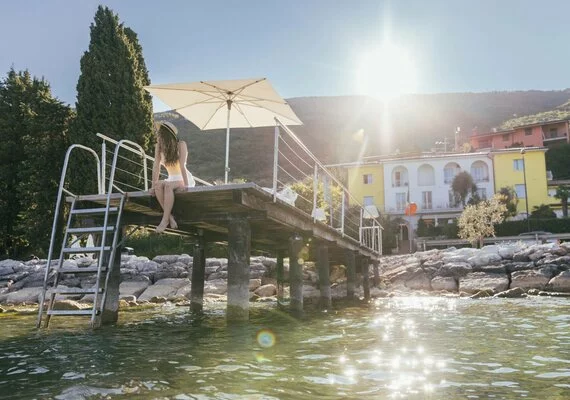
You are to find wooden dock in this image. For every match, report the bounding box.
[71,182,381,322]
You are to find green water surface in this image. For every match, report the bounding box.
[1,297,569,399]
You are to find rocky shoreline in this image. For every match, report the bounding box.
[1,241,570,313]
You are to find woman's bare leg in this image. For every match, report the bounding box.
[156,181,181,233]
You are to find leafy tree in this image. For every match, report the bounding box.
[458,194,507,247]
[0,69,72,258]
[545,143,570,183]
[497,186,518,218]
[530,204,556,219]
[70,5,153,194]
[555,185,570,217]
[451,171,477,206]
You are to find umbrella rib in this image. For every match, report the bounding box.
[232,103,255,127]
[231,78,267,98]
[200,101,229,129]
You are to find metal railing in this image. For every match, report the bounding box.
[96,133,212,192]
[272,118,382,253]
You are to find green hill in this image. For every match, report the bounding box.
[155,90,570,184]
[500,100,570,130]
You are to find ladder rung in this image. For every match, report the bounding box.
[47,310,95,316]
[71,207,118,215]
[57,266,103,274]
[62,246,111,253]
[67,226,114,234]
[51,287,102,294]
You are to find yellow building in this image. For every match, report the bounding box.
[491,147,550,215]
[346,164,385,210]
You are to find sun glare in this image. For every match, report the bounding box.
[356,42,417,101]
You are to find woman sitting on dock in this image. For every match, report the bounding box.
[150,121,195,233]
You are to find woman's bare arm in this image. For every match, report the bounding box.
[178,141,189,187]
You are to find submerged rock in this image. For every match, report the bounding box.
[494,287,526,298]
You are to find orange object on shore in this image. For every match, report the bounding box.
[405,202,417,216]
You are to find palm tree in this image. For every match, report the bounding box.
[555,185,570,217]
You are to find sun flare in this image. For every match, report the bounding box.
[356,42,417,101]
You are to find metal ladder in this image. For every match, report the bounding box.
[37,138,147,329]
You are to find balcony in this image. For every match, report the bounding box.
[543,132,568,143]
[385,202,463,214]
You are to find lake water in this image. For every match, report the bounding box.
[1,297,569,399]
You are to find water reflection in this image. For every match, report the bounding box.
[1,298,570,399]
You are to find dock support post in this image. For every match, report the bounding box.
[101,227,122,325]
[373,260,380,287]
[317,244,331,309]
[289,234,304,315]
[362,257,370,302]
[190,231,206,313]
[227,218,251,321]
[345,250,356,299]
[276,250,285,307]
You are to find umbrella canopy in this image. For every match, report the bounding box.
[144,78,302,183]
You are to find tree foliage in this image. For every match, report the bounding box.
[70,5,153,194]
[497,186,518,218]
[555,185,570,217]
[530,204,556,219]
[458,194,507,246]
[545,143,570,181]
[451,171,477,206]
[0,69,72,258]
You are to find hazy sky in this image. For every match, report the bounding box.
[1,0,569,111]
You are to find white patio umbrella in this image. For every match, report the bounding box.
[144,78,302,183]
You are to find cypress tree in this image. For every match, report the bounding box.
[0,69,72,257]
[70,5,153,194]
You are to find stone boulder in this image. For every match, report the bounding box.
[494,287,526,298]
[204,279,227,295]
[436,262,472,278]
[119,281,150,298]
[405,271,432,291]
[548,270,570,292]
[467,253,502,268]
[254,284,276,297]
[137,278,189,302]
[511,268,552,290]
[431,276,458,292]
[4,287,42,304]
[459,272,509,294]
[249,279,262,291]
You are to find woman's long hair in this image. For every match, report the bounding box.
[157,124,179,166]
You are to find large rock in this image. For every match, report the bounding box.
[467,253,502,267]
[303,284,320,298]
[137,278,189,302]
[405,271,432,291]
[254,284,276,297]
[459,272,509,294]
[4,287,43,304]
[548,270,570,292]
[505,262,536,273]
[494,287,525,298]
[330,265,346,283]
[437,262,472,278]
[431,276,458,292]
[249,279,262,291]
[511,268,552,290]
[152,255,179,264]
[204,279,227,295]
[119,281,150,298]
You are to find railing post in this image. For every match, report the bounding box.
[272,124,279,202]
[312,164,318,222]
[359,209,363,244]
[341,191,345,235]
[101,141,106,194]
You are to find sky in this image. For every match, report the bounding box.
[1,0,569,111]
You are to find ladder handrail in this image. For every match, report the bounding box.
[96,133,213,187]
[37,144,102,328]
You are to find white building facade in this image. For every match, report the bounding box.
[382,152,495,226]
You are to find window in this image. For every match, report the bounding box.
[363,196,374,206]
[548,188,556,197]
[515,184,526,199]
[392,166,408,187]
[513,159,524,171]
[471,161,489,182]
[363,174,373,184]
[549,128,558,138]
[525,128,532,136]
[502,134,510,141]
[478,139,491,148]
[444,162,461,184]
[476,188,487,200]
[448,191,460,208]
[396,193,407,210]
[421,191,432,209]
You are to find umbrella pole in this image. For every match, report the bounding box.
[224,101,232,184]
